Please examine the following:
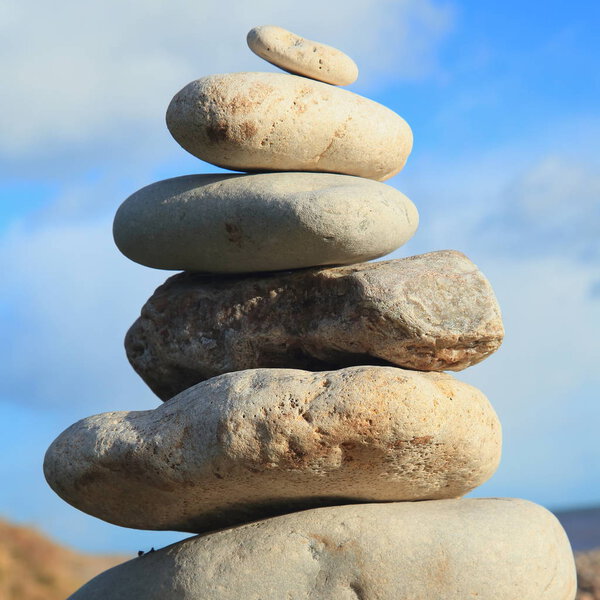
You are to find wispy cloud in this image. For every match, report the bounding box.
[461,255,600,508]
[0,215,167,414]
[399,112,600,271]
[489,156,600,261]
[0,0,453,171]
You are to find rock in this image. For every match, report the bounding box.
[44,366,501,533]
[246,25,358,86]
[166,72,412,181]
[113,172,418,273]
[125,250,504,400]
[575,549,600,599]
[68,500,576,600]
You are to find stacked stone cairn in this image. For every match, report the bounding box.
[45,25,577,599]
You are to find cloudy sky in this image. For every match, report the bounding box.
[1,0,599,554]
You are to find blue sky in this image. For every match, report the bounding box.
[1,0,599,554]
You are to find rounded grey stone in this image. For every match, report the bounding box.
[166,72,413,181]
[44,366,501,533]
[68,500,577,600]
[113,172,418,273]
[247,25,359,85]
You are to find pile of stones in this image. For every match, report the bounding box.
[45,25,577,599]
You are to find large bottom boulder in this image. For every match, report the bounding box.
[70,499,576,600]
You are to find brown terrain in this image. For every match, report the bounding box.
[0,518,125,600]
[577,549,600,599]
[0,515,598,599]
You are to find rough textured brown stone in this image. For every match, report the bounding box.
[43,366,501,533]
[165,72,412,181]
[125,250,504,400]
[576,549,600,599]
[68,500,577,600]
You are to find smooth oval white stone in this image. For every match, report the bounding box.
[43,367,501,533]
[68,500,577,600]
[166,72,413,181]
[113,172,418,273]
[247,25,359,86]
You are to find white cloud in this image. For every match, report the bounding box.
[0,0,453,165]
[459,255,600,410]
[460,256,600,508]
[397,124,600,265]
[0,214,169,415]
[513,156,600,221]
[497,156,600,259]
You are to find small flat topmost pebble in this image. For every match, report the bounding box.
[247,25,358,86]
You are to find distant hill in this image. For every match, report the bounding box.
[0,518,124,600]
[553,505,600,599]
[554,506,600,552]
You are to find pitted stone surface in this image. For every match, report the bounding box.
[44,366,501,532]
[166,72,412,181]
[125,250,504,400]
[247,25,359,85]
[68,500,577,600]
[113,172,418,273]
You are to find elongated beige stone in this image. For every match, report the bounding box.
[113,172,418,273]
[43,366,501,533]
[126,250,504,401]
[247,25,359,85]
[166,72,412,181]
[68,500,577,600]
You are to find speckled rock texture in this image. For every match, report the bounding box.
[576,549,600,599]
[43,366,501,533]
[247,25,359,85]
[125,250,504,401]
[166,72,412,181]
[113,172,418,273]
[68,499,577,600]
